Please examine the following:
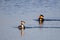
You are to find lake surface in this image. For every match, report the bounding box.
[0,0,60,40]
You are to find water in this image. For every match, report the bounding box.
[0,0,60,40]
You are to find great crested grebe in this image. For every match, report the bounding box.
[18,21,25,30]
[39,15,44,24]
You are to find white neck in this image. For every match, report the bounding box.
[21,25,24,28]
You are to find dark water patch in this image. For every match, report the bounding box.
[34,19,60,21]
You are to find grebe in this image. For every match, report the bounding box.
[18,21,25,30]
[39,15,44,24]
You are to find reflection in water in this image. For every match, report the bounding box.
[20,29,24,37]
[39,20,44,27]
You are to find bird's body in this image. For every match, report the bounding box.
[18,25,25,30]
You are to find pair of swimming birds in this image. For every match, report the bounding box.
[18,15,44,30]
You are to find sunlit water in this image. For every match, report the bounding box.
[0,0,60,40]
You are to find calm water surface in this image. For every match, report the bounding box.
[0,0,60,40]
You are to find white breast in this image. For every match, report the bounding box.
[21,25,24,28]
